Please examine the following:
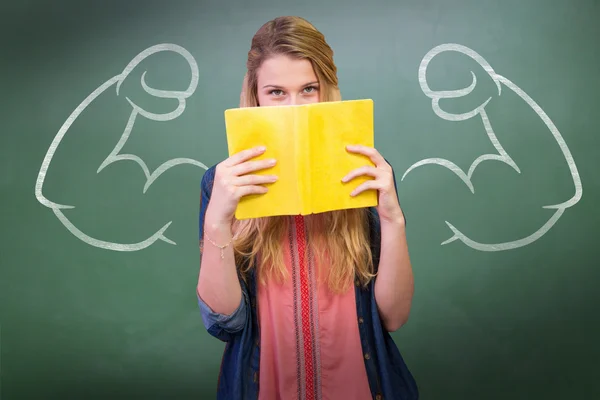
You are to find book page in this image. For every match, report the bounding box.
[224,106,300,219]
[308,99,378,214]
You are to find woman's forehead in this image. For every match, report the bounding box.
[257,55,318,88]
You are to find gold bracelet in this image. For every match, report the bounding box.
[202,233,235,260]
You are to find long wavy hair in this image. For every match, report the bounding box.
[232,16,375,294]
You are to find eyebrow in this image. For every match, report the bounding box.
[262,81,320,89]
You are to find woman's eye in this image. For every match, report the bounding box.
[304,86,317,93]
[270,89,284,96]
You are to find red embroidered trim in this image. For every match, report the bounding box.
[295,216,315,400]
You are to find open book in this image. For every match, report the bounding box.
[224,99,378,219]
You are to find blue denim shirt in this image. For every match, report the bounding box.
[197,164,419,399]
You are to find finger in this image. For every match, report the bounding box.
[341,165,381,183]
[346,145,387,168]
[233,174,278,186]
[235,184,269,198]
[231,158,277,176]
[223,146,266,167]
[350,179,382,197]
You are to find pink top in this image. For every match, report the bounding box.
[257,215,372,400]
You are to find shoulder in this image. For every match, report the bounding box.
[200,163,219,193]
[367,207,381,234]
[366,206,381,270]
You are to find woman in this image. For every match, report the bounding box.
[197,16,418,400]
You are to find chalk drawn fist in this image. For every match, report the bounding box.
[401,43,582,251]
[35,44,206,251]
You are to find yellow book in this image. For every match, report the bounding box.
[224,99,378,219]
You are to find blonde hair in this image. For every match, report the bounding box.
[233,16,375,294]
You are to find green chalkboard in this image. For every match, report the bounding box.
[2,0,599,398]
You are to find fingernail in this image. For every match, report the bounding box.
[258,146,266,151]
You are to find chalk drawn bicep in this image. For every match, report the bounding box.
[35,43,208,252]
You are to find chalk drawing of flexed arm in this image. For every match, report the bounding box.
[35,43,207,251]
[401,43,582,251]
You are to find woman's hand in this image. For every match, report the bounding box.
[342,144,404,224]
[205,146,278,226]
